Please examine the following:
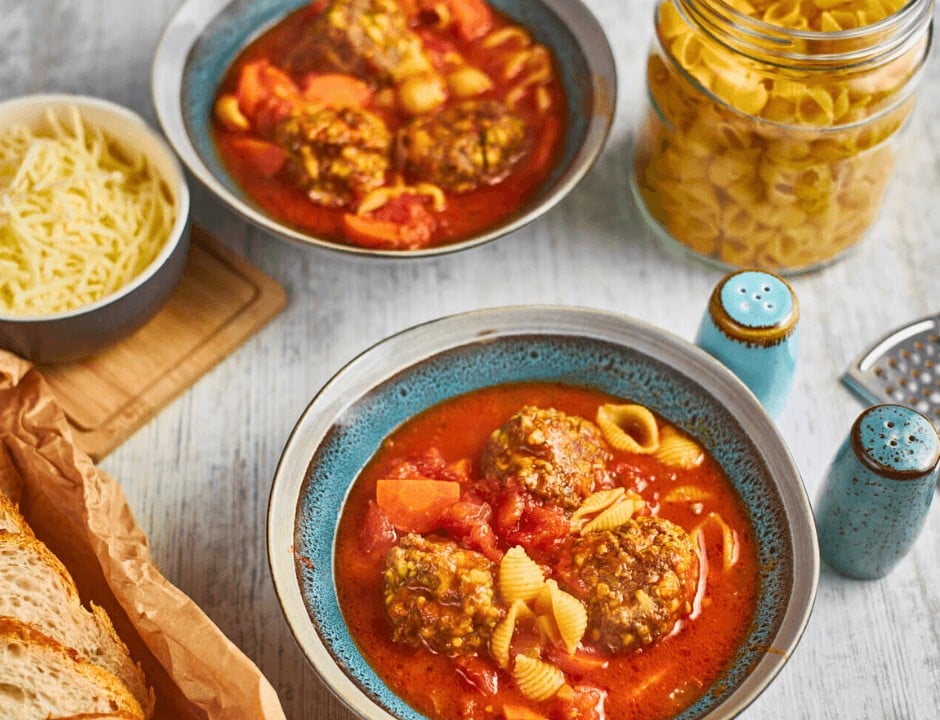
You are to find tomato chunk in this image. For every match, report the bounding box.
[446,0,494,41]
[376,478,461,533]
[552,685,606,720]
[343,194,438,250]
[441,496,502,562]
[236,60,301,132]
[453,654,499,695]
[227,136,288,178]
[359,500,398,555]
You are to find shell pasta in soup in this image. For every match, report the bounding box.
[331,382,761,720]
[211,0,567,251]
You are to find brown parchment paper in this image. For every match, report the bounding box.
[0,349,287,720]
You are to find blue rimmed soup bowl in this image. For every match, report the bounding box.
[151,0,616,258]
[267,305,819,720]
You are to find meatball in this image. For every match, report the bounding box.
[383,534,504,656]
[397,101,529,192]
[274,107,391,207]
[288,0,431,82]
[481,406,611,510]
[556,516,699,652]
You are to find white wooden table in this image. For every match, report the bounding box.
[2,0,938,718]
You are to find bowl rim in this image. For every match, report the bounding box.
[267,304,820,720]
[0,92,191,322]
[151,0,617,258]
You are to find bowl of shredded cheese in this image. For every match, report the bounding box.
[0,94,191,363]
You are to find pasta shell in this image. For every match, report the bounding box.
[499,545,546,602]
[533,583,554,616]
[692,512,739,571]
[654,425,705,469]
[580,497,635,534]
[595,404,660,454]
[570,488,624,524]
[491,599,527,669]
[547,582,587,654]
[662,485,712,503]
[512,654,565,702]
[537,613,561,645]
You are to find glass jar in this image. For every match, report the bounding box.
[630,0,934,274]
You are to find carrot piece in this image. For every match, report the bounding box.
[227,136,288,178]
[500,704,548,720]
[448,0,494,41]
[375,478,461,533]
[343,214,406,245]
[301,73,373,107]
[546,646,609,675]
[342,212,433,250]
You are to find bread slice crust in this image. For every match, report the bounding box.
[0,530,153,717]
[0,617,144,719]
[0,488,31,536]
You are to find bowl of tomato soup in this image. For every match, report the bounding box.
[268,306,819,720]
[152,0,615,256]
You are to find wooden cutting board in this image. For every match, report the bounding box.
[39,226,287,461]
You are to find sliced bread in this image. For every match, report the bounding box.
[0,488,32,535]
[0,531,153,717]
[0,617,144,719]
[47,714,144,719]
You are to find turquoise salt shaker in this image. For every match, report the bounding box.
[816,404,939,580]
[695,270,799,417]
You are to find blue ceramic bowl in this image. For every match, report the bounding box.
[152,0,616,258]
[268,306,819,720]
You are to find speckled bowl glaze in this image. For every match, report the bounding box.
[151,0,616,258]
[268,306,819,720]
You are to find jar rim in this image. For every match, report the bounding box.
[675,0,934,67]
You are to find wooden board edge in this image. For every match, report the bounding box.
[72,227,288,461]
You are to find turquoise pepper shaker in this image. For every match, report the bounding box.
[816,404,939,580]
[695,270,799,417]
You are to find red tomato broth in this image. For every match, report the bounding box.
[333,382,761,720]
[211,1,569,250]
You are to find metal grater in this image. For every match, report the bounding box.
[842,313,940,430]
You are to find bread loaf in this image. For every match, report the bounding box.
[0,481,152,719]
[0,488,31,535]
[0,617,144,718]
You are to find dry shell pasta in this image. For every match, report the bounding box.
[633,0,927,271]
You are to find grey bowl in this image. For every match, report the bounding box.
[151,0,616,257]
[268,305,819,720]
[0,94,191,365]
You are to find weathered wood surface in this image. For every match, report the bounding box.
[2,0,938,717]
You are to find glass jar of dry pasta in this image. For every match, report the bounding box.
[630,0,934,273]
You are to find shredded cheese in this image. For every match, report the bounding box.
[0,106,175,316]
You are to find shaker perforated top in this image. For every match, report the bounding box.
[720,271,795,328]
[852,404,940,479]
[710,270,798,346]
